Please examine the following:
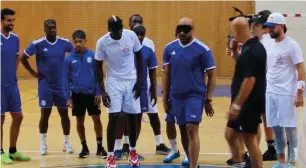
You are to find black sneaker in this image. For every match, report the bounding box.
[243,158,251,168]
[156,143,171,155]
[263,146,277,161]
[122,143,130,159]
[232,162,246,168]
[96,146,107,159]
[226,152,249,165]
[79,148,89,158]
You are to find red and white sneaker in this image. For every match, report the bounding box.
[106,155,117,168]
[129,150,140,167]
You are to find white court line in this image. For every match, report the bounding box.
[20,150,231,155]
[17,113,226,117]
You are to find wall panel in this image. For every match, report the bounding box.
[2,1,254,78]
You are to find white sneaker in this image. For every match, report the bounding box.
[40,144,48,155]
[63,142,73,153]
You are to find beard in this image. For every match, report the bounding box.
[3,25,13,32]
[270,31,280,39]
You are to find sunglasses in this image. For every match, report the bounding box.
[176,25,193,34]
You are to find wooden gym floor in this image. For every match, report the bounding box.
[1,79,304,168]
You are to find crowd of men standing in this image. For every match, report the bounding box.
[1,6,305,168]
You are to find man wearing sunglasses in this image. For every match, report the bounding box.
[163,17,216,168]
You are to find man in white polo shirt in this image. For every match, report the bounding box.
[264,13,305,168]
[95,15,143,168]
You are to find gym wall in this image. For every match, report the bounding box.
[2,1,254,78]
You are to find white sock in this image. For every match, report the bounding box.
[114,139,122,150]
[123,136,130,144]
[130,146,136,151]
[40,133,47,145]
[64,135,70,143]
[155,135,162,146]
[108,152,114,156]
[169,139,177,152]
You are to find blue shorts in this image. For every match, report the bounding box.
[1,85,22,114]
[170,95,205,126]
[140,90,149,112]
[165,112,176,123]
[38,80,67,108]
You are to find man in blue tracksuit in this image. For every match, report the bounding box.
[62,30,107,158]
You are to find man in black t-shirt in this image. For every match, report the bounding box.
[228,17,266,168]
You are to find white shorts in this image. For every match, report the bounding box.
[146,81,158,113]
[106,78,141,114]
[266,93,297,127]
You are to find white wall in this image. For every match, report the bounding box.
[256,1,306,66]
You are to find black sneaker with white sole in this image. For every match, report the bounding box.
[156,143,171,155]
[226,152,249,165]
[79,148,89,158]
[96,146,107,159]
[263,146,277,161]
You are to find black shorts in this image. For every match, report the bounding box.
[71,93,101,117]
[227,108,262,134]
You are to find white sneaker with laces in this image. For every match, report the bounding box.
[40,144,48,155]
[63,142,73,153]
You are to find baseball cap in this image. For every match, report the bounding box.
[264,12,286,27]
[252,10,271,24]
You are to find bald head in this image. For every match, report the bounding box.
[230,17,253,43]
[178,17,194,27]
[231,17,250,33]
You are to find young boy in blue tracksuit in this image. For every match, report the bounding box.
[62,30,107,158]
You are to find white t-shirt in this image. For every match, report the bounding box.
[260,33,274,71]
[143,37,155,52]
[95,29,142,79]
[266,36,304,96]
[142,36,156,82]
[260,33,274,53]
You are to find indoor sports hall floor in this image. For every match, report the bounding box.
[1,79,304,168]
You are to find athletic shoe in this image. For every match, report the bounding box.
[78,148,89,158]
[286,163,296,168]
[263,146,277,161]
[272,162,286,168]
[244,157,251,168]
[1,153,13,164]
[227,152,249,165]
[156,143,171,155]
[163,150,180,163]
[182,156,189,166]
[232,162,246,168]
[96,146,107,159]
[129,150,140,167]
[114,150,122,160]
[40,144,48,155]
[63,142,73,153]
[122,144,130,159]
[106,155,117,168]
[9,151,31,161]
[137,153,144,161]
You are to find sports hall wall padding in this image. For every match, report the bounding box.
[2,1,254,78]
